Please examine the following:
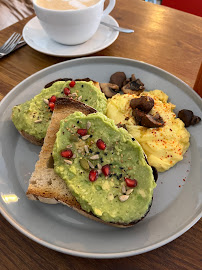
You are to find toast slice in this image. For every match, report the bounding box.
[27,98,153,227]
[12,78,103,146]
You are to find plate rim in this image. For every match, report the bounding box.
[22,16,119,57]
[0,56,201,258]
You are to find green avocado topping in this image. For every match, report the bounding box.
[53,112,156,224]
[12,81,107,140]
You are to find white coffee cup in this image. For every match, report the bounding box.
[33,0,116,45]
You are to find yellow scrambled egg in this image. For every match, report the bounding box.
[107,90,190,172]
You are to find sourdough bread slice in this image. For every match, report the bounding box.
[27,98,152,227]
[12,79,103,146]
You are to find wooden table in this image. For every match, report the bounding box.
[0,0,201,269]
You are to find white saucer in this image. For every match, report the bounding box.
[23,16,119,57]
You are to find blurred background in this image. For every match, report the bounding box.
[0,0,201,31]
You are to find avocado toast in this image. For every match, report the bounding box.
[27,98,156,227]
[12,79,107,145]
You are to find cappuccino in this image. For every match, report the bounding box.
[36,0,100,10]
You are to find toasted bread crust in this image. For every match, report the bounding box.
[19,130,44,146]
[26,98,152,227]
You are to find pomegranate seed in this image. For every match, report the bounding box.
[102,164,110,176]
[69,81,76,87]
[124,177,138,188]
[96,139,106,150]
[49,95,57,103]
[61,149,73,158]
[89,170,98,182]
[49,102,55,111]
[64,87,71,96]
[77,129,88,136]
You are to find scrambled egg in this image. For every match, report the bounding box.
[107,90,190,172]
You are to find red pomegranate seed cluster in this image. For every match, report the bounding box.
[102,164,110,176]
[124,177,138,187]
[89,170,98,182]
[48,95,57,111]
[77,129,88,136]
[64,87,71,96]
[69,80,76,87]
[96,139,106,150]
[61,149,73,158]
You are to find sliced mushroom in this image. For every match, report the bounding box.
[178,109,201,127]
[191,115,201,125]
[132,108,145,125]
[122,74,145,95]
[141,113,164,128]
[100,83,119,98]
[133,109,164,128]
[109,72,126,89]
[130,96,154,113]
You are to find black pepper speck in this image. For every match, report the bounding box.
[132,138,135,141]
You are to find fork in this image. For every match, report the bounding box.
[0,33,23,58]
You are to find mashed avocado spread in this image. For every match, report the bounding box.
[53,112,156,224]
[12,80,107,140]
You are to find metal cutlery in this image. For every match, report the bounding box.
[100,22,134,33]
[0,32,24,58]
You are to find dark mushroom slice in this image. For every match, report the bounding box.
[133,109,164,128]
[132,108,145,125]
[141,113,164,128]
[178,110,193,127]
[178,109,201,127]
[109,72,126,89]
[122,75,145,95]
[130,96,154,113]
[191,115,201,125]
[99,83,119,98]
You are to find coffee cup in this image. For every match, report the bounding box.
[33,0,116,45]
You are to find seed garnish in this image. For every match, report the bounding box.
[43,98,49,105]
[119,195,129,202]
[90,154,99,160]
[78,96,82,101]
[86,121,91,129]
[88,160,95,169]
[121,185,126,194]
[97,163,102,170]
[34,119,42,123]
[66,144,72,148]
[84,145,89,153]
[82,135,91,140]
[64,160,73,165]
[126,189,133,195]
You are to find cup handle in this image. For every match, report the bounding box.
[102,0,116,17]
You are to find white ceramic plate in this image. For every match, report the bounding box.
[0,57,201,258]
[22,16,119,57]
